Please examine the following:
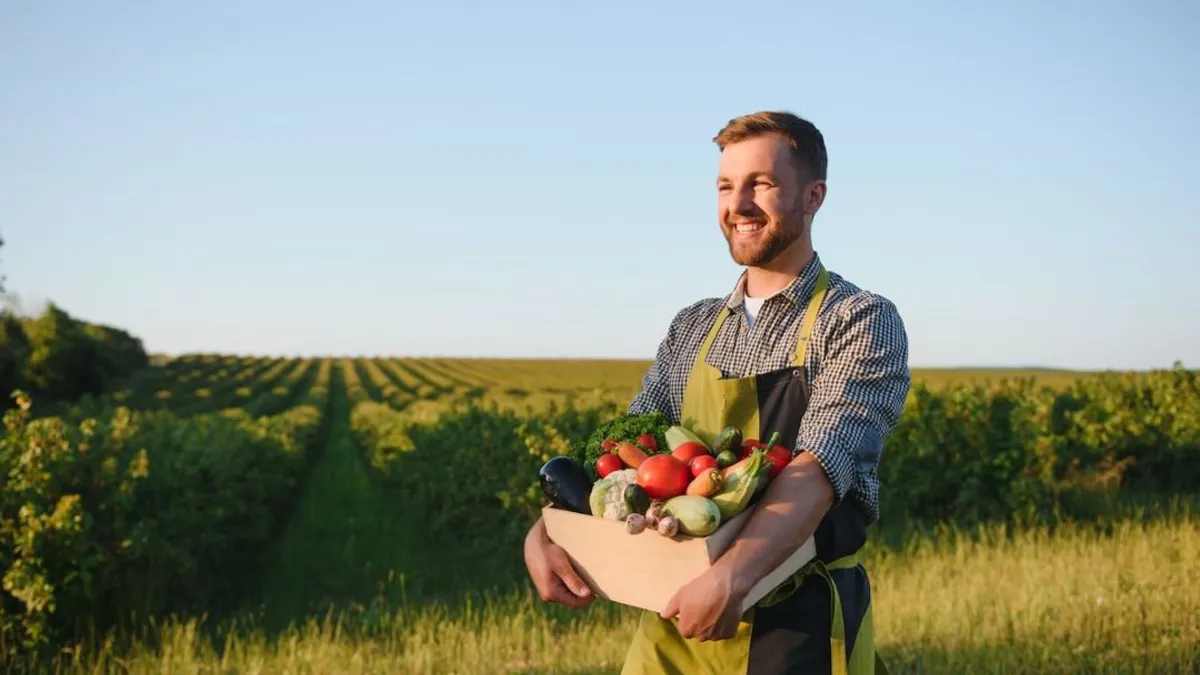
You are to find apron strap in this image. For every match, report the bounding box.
[696,264,831,373]
[695,306,732,375]
[792,265,830,367]
[757,551,859,675]
[818,552,858,675]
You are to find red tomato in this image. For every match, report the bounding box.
[688,454,720,478]
[636,434,659,452]
[764,446,792,479]
[600,439,619,452]
[636,454,690,500]
[671,441,710,464]
[595,453,623,477]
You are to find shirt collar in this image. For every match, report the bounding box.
[725,251,824,312]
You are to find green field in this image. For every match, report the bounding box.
[2,355,1197,674]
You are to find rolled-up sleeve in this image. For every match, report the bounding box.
[796,292,911,521]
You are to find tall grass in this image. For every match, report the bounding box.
[35,505,1199,674]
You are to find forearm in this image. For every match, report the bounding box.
[709,451,833,599]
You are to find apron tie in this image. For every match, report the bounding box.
[756,552,860,675]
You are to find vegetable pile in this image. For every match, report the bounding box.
[540,416,794,539]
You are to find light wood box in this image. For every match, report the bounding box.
[542,505,815,614]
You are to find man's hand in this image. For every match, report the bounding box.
[660,566,745,641]
[524,518,594,609]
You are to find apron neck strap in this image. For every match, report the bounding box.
[695,264,831,371]
[792,265,830,367]
[696,306,730,374]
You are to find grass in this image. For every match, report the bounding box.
[254,367,422,628]
[36,505,1199,674]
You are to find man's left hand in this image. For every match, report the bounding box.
[660,566,746,641]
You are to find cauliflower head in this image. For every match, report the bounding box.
[588,469,639,521]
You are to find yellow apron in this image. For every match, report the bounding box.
[620,266,888,675]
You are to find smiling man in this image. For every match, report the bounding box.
[524,111,911,675]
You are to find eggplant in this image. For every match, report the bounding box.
[538,456,593,514]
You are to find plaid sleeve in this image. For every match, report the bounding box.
[796,291,911,521]
[627,314,682,424]
[625,301,720,424]
[628,333,676,422]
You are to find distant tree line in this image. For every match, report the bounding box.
[0,302,150,406]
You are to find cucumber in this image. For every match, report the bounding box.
[665,425,707,452]
[712,426,743,456]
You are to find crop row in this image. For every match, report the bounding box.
[113,355,1091,427]
[99,356,329,419]
[0,362,334,664]
[103,354,268,411]
[104,356,644,428]
[137,357,1100,422]
[241,358,318,417]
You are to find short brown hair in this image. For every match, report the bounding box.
[713,111,828,181]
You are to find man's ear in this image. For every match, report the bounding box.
[804,179,827,217]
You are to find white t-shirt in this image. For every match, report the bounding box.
[743,292,778,331]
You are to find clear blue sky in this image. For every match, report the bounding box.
[2,1,1197,369]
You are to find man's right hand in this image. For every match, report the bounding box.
[524,518,594,609]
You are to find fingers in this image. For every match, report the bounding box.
[673,611,737,642]
[548,547,592,599]
[529,545,593,609]
[660,592,679,621]
[539,576,594,608]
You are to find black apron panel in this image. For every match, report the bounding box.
[753,365,807,450]
[754,366,869,564]
[745,565,871,675]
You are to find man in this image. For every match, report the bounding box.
[524,111,911,674]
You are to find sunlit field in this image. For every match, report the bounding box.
[3,355,1195,674]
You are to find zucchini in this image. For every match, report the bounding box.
[662,495,722,536]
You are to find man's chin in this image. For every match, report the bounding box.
[727,245,772,268]
[726,233,801,268]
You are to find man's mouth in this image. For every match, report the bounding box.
[733,222,765,234]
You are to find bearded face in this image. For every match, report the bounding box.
[716,134,814,268]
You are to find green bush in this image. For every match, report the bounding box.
[1,303,149,409]
[349,398,617,566]
[0,392,324,663]
[878,365,1200,525]
[352,366,1200,572]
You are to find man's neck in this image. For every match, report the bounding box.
[744,246,814,298]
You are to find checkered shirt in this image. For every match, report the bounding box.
[627,252,911,524]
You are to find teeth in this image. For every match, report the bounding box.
[735,223,763,233]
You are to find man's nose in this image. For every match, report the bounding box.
[733,186,759,214]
